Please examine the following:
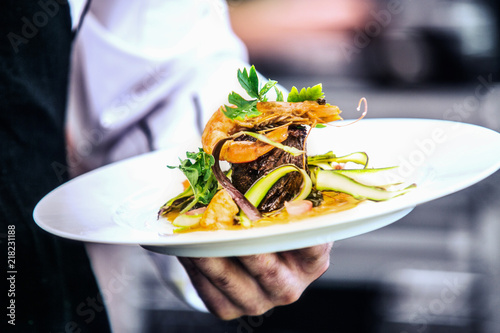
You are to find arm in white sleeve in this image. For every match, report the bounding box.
[67,0,249,174]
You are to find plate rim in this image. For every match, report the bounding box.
[33,118,500,253]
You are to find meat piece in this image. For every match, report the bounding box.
[231,126,308,212]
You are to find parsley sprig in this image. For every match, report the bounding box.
[224,65,283,120]
[223,66,327,120]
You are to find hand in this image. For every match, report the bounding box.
[178,242,333,320]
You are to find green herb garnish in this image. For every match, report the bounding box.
[224,92,260,120]
[167,148,218,213]
[275,86,284,102]
[287,84,325,102]
[223,65,280,120]
[223,67,328,120]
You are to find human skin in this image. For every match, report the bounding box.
[178,242,334,320]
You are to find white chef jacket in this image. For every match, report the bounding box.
[66,1,259,331]
[67,0,250,175]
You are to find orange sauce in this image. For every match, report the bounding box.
[165,191,361,233]
[255,191,360,227]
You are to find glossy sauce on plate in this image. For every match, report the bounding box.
[166,191,360,233]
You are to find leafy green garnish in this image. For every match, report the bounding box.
[224,92,260,119]
[223,66,327,120]
[287,84,325,102]
[237,66,260,99]
[167,148,218,213]
[275,86,284,102]
[224,65,281,120]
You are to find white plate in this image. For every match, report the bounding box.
[33,119,500,257]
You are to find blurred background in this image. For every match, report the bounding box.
[139,0,500,332]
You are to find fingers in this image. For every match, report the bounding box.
[285,242,334,276]
[178,242,334,320]
[237,243,333,304]
[178,257,274,320]
[237,253,302,305]
[178,257,238,319]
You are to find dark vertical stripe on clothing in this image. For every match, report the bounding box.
[0,1,110,332]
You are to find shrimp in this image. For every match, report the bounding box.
[221,126,289,164]
[237,101,342,129]
[201,106,238,156]
[201,101,342,163]
[201,106,290,163]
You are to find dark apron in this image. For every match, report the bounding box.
[0,1,110,331]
